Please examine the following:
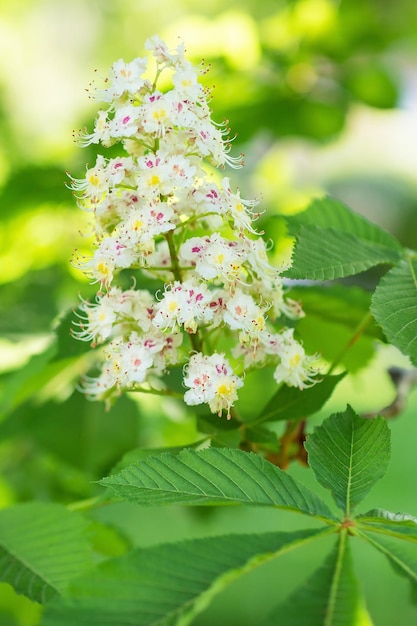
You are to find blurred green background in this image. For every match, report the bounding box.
[1,0,417,624]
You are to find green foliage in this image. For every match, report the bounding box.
[286,195,417,371]
[371,257,417,366]
[3,3,417,621]
[304,407,390,515]
[284,196,402,281]
[261,534,369,626]
[101,447,335,520]
[42,529,329,626]
[27,407,417,625]
[0,503,92,604]
[251,373,345,424]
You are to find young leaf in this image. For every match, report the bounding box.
[100,447,338,521]
[41,528,332,626]
[305,406,390,516]
[284,226,400,281]
[0,502,92,604]
[285,196,402,251]
[357,509,417,543]
[371,257,417,365]
[249,373,345,425]
[261,530,373,626]
[359,532,417,604]
[283,196,403,281]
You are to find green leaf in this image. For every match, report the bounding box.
[261,531,372,626]
[0,343,56,421]
[285,196,402,251]
[285,227,400,281]
[305,407,390,515]
[100,447,337,521]
[0,391,142,476]
[359,532,417,604]
[371,257,417,365]
[284,196,403,280]
[110,440,207,474]
[0,502,92,604]
[249,373,345,425]
[357,509,417,543]
[288,284,385,341]
[42,528,331,626]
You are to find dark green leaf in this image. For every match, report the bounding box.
[305,407,390,515]
[0,503,91,604]
[100,447,337,521]
[261,531,372,626]
[249,373,345,425]
[371,257,417,365]
[42,528,330,626]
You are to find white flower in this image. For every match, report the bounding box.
[152,280,213,333]
[179,234,246,284]
[221,178,261,233]
[79,110,111,147]
[108,105,141,139]
[145,35,185,67]
[183,353,243,419]
[97,57,148,102]
[118,201,176,247]
[223,289,268,336]
[272,329,320,389]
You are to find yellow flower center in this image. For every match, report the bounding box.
[289,353,301,368]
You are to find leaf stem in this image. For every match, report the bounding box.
[327,311,373,375]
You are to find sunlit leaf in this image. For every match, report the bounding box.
[42,528,331,626]
[285,196,402,250]
[249,373,345,425]
[305,407,390,515]
[0,503,91,604]
[0,343,57,421]
[284,196,403,280]
[371,257,417,365]
[285,227,400,281]
[100,447,337,521]
[261,531,373,626]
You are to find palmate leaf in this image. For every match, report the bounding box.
[359,532,417,604]
[304,406,390,516]
[283,196,402,281]
[357,509,417,543]
[248,373,345,425]
[0,502,92,604]
[371,257,417,365]
[261,531,373,626]
[100,447,337,522]
[41,528,332,626]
